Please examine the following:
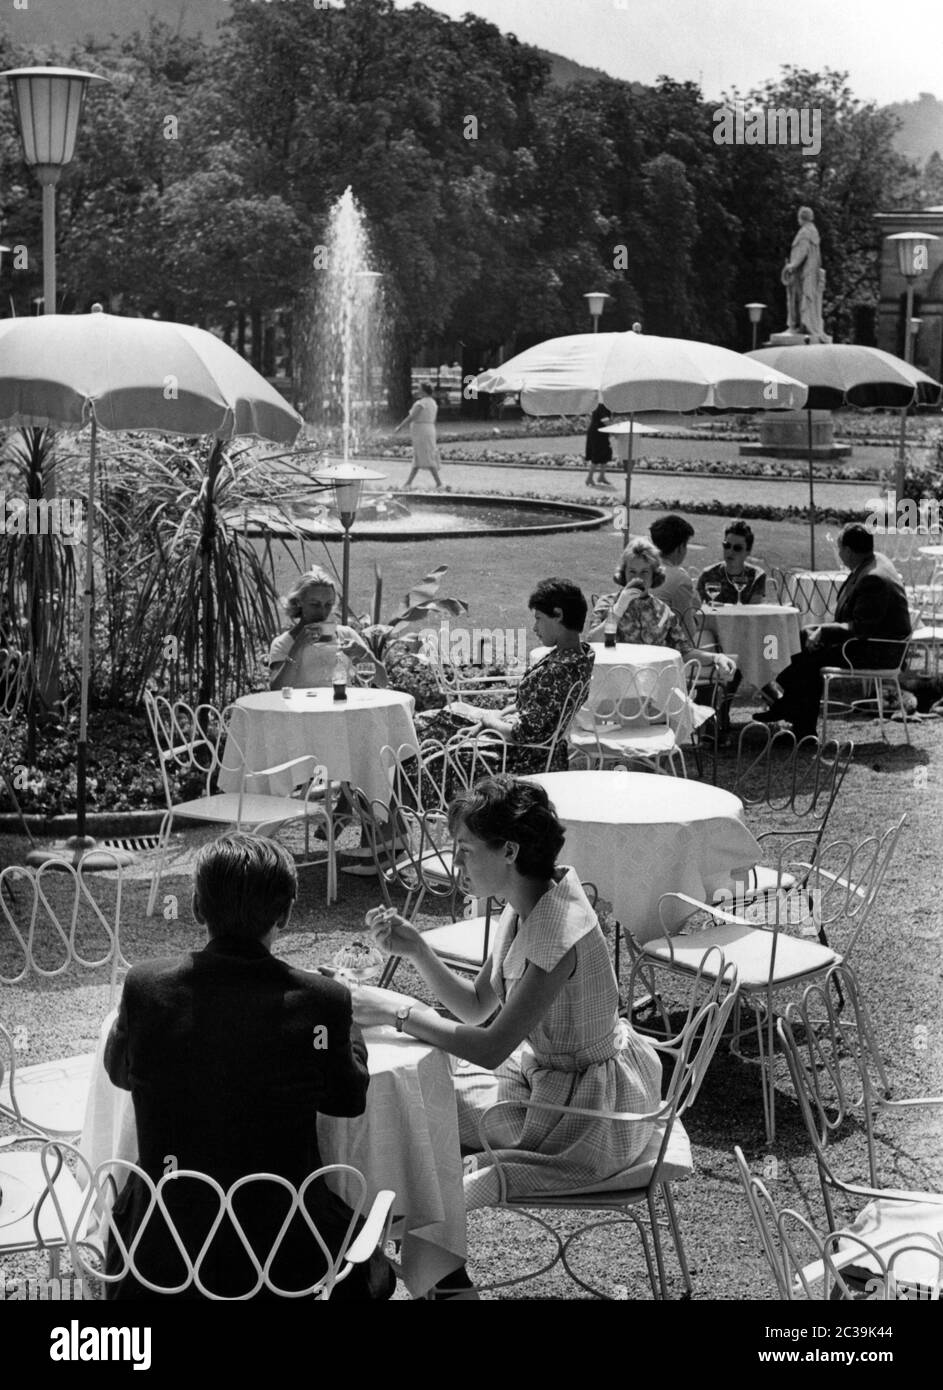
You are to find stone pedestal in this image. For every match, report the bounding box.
[766,329,809,347]
[740,409,851,459]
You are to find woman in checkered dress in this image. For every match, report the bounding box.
[354,776,663,1291]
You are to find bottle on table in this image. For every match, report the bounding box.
[332,660,348,702]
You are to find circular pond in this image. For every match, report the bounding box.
[235,493,612,542]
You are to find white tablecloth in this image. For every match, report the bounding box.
[218,689,418,802]
[79,1013,465,1299]
[780,571,846,627]
[532,642,693,742]
[522,770,760,945]
[704,604,802,689]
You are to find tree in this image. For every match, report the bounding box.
[718,68,917,343]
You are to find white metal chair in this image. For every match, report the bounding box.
[569,665,689,776]
[821,638,912,744]
[38,1141,396,1301]
[732,723,854,903]
[909,586,943,678]
[379,738,459,813]
[447,675,592,780]
[0,856,127,1140]
[0,1134,92,1288]
[347,790,493,989]
[779,965,943,1241]
[144,692,335,914]
[471,955,740,1299]
[681,655,723,777]
[637,816,904,1142]
[421,633,519,704]
[734,1144,943,1300]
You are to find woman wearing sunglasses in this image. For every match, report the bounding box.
[695,519,767,605]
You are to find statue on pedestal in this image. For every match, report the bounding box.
[781,207,832,343]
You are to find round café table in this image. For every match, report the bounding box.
[78,1013,466,1300]
[218,688,418,804]
[521,770,760,945]
[779,571,846,628]
[704,603,802,690]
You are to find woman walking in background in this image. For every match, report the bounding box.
[396,382,443,490]
[584,402,613,487]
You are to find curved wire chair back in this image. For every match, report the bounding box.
[380,738,454,813]
[777,964,892,1221]
[657,954,740,1118]
[448,674,592,779]
[1,646,30,726]
[0,857,127,994]
[793,816,906,958]
[577,664,678,730]
[39,1141,387,1301]
[144,692,242,803]
[734,723,853,827]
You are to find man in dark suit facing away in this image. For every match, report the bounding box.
[104,832,393,1299]
[757,523,912,739]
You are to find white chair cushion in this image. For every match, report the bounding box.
[688,703,716,731]
[800,1197,943,1293]
[570,726,679,755]
[743,864,799,897]
[0,1051,94,1136]
[172,793,324,826]
[420,916,490,966]
[642,922,839,989]
[505,1116,692,1207]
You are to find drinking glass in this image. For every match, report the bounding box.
[731,576,748,605]
[705,582,722,607]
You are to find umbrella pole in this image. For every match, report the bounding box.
[807,408,816,569]
[75,416,97,845]
[622,415,635,545]
[27,415,134,871]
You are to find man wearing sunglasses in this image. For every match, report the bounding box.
[756,524,911,739]
[696,519,768,606]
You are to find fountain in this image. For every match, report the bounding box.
[259,188,610,541]
[306,186,387,462]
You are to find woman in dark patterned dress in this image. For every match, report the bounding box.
[415,579,594,790]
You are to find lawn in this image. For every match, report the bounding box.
[264,508,847,641]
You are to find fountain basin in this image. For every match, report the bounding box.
[235,493,612,541]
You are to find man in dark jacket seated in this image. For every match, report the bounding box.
[756,524,911,740]
[104,833,394,1300]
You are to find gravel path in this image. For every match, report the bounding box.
[364,452,881,513]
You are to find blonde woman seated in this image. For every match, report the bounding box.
[268,567,378,690]
[352,775,663,1299]
[588,536,737,683]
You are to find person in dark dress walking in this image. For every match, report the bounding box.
[584,403,613,486]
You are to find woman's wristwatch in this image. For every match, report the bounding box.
[395,1005,413,1033]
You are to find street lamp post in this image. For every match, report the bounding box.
[583,291,611,333]
[312,462,387,622]
[745,302,767,352]
[887,231,939,499]
[0,67,108,314]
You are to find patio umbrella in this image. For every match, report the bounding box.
[749,344,943,566]
[474,332,808,533]
[0,307,303,865]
